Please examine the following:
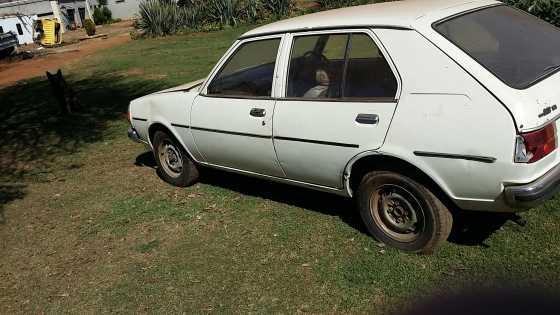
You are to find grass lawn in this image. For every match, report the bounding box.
[1,27,559,314]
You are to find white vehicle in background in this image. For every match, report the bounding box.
[128,0,560,253]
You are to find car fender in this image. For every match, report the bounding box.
[343,148,455,200]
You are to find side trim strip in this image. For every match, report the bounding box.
[275,136,359,148]
[191,126,272,139]
[414,151,496,163]
[190,126,360,148]
[171,123,190,129]
[132,117,148,122]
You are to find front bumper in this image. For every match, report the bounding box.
[128,127,149,146]
[504,163,560,209]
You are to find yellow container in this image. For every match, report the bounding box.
[40,18,62,46]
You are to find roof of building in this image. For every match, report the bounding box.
[242,0,499,38]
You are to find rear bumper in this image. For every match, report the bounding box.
[504,163,560,209]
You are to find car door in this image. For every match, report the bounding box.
[191,36,286,177]
[273,30,401,188]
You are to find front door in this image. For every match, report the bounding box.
[273,31,400,188]
[191,36,285,177]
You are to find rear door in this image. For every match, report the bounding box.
[273,30,401,188]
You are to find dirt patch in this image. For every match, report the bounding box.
[0,22,133,87]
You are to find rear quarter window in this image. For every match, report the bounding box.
[434,5,560,89]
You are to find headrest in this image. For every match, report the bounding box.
[315,69,329,86]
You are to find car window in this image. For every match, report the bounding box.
[343,34,398,98]
[435,5,560,89]
[287,32,397,100]
[287,34,349,98]
[207,38,280,97]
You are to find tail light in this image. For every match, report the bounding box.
[515,122,557,163]
[127,111,132,124]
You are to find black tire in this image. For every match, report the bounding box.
[152,131,199,187]
[356,171,452,254]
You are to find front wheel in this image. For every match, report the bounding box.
[357,171,452,254]
[152,131,199,187]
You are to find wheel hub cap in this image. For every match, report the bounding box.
[158,141,183,177]
[370,184,425,243]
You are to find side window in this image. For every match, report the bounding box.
[287,34,348,98]
[207,38,281,97]
[16,24,23,35]
[344,34,398,98]
[287,32,397,100]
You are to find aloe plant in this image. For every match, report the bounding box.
[262,0,293,19]
[207,0,241,26]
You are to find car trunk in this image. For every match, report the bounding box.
[512,71,560,133]
[433,4,560,132]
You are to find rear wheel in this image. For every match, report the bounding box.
[357,171,452,254]
[152,131,199,187]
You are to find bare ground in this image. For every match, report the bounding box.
[0,21,133,87]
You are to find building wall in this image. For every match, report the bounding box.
[59,0,90,27]
[0,15,36,44]
[0,0,53,17]
[105,0,140,19]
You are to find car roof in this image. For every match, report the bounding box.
[241,0,500,38]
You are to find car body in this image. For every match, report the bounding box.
[128,0,560,253]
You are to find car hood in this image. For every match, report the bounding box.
[153,78,206,94]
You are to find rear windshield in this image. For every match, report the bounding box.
[434,5,560,89]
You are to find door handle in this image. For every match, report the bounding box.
[250,108,266,117]
[356,114,379,125]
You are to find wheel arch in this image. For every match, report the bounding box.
[148,121,198,163]
[344,152,458,210]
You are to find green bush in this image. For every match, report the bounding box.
[102,6,113,22]
[207,0,242,26]
[316,0,379,9]
[83,18,96,36]
[93,5,114,24]
[262,0,293,19]
[506,0,560,26]
[138,0,199,36]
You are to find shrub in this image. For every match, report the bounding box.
[138,0,187,36]
[316,0,376,9]
[262,0,293,19]
[506,0,560,26]
[207,0,241,26]
[93,5,114,24]
[102,6,113,22]
[83,18,96,36]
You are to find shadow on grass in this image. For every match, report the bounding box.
[134,151,367,234]
[135,151,521,247]
[0,73,168,221]
[448,211,522,248]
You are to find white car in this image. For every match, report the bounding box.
[128,0,560,253]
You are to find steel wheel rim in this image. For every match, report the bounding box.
[158,140,183,178]
[369,184,425,243]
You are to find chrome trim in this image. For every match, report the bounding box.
[413,151,496,163]
[504,163,560,208]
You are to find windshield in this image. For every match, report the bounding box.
[434,5,560,89]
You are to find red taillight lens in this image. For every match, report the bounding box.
[127,111,131,124]
[516,123,557,163]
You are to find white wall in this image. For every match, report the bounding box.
[0,15,36,45]
[105,0,140,19]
